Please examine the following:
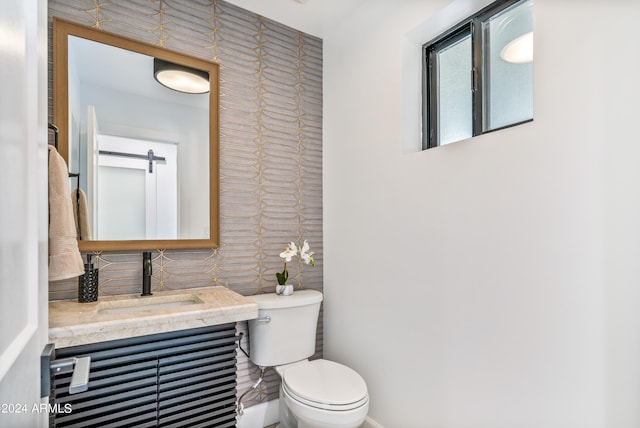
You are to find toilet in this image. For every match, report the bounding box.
[248,289,369,428]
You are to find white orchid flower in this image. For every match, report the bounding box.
[279,242,298,262]
[299,240,315,266]
[300,251,315,265]
[277,240,315,288]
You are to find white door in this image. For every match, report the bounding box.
[97,155,157,240]
[86,105,100,237]
[96,135,178,240]
[0,0,49,427]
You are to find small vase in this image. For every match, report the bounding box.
[276,284,294,296]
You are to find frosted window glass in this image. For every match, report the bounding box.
[438,35,472,145]
[422,0,534,149]
[485,0,533,130]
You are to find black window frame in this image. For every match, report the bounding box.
[422,0,533,150]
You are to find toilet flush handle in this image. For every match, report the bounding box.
[255,315,271,323]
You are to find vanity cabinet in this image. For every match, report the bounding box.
[50,323,238,428]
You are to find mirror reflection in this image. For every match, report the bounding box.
[54,19,219,250]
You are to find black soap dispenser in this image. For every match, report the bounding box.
[78,254,99,303]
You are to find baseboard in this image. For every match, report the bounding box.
[236,399,280,428]
[236,398,384,428]
[362,415,385,428]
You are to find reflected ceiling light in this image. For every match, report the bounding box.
[501,31,533,64]
[153,58,209,94]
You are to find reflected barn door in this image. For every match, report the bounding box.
[96,135,177,240]
[86,105,99,236]
[97,155,150,240]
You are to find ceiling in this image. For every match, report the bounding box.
[223,0,367,37]
[69,35,208,109]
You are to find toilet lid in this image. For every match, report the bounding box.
[283,359,368,409]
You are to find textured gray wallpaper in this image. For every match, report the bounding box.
[48,0,323,409]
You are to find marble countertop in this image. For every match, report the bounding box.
[49,286,259,348]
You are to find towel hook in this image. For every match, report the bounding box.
[48,123,59,150]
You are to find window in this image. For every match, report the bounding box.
[423,0,533,149]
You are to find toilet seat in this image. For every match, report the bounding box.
[282,359,368,411]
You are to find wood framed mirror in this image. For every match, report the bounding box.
[53,18,219,251]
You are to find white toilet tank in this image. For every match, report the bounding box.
[248,289,323,368]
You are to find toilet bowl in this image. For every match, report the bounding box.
[278,359,369,428]
[247,290,369,428]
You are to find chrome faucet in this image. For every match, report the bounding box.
[141,251,153,296]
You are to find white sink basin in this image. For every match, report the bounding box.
[97,294,203,315]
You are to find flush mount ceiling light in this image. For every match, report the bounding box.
[153,58,210,93]
[500,31,533,64]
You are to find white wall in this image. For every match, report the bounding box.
[323,0,640,427]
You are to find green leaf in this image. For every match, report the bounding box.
[276,269,288,285]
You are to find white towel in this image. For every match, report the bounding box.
[48,145,84,281]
